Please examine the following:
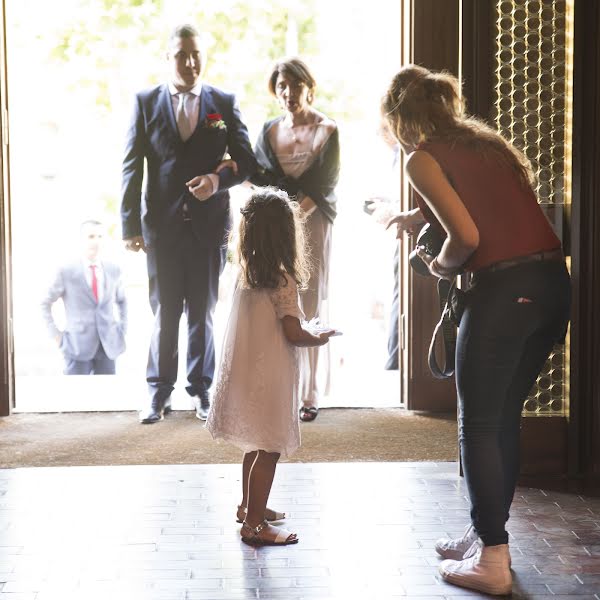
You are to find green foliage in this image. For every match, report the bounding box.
[43,0,326,117]
[37,0,362,124]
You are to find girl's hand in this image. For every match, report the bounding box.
[214,159,238,175]
[317,329,336,344]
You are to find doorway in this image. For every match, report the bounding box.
[4,0,404,413]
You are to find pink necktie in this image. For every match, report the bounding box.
[176,92,193,141]
[90,265,98,302]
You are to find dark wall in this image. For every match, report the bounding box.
[569,0,600,492]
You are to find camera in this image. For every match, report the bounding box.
[409,223,446,276]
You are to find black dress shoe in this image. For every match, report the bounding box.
[299,406,319,422]
[139,398,165,424]
[195,395,210,420]
[163,398,173,416]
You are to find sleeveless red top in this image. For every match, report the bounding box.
[415,141,561,272]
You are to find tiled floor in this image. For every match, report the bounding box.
[0,462,599,599]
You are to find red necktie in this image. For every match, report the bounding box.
[90,265,98,302]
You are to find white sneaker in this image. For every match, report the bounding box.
[463,538,512,567]
[435,523,479,560]
[439,542,512,596]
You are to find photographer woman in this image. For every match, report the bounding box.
[384,65,570,595]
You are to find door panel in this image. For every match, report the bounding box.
[403,0,459,411]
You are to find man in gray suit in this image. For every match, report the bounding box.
[41,220,128,375]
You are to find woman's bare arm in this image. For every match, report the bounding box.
[405,150,479,272]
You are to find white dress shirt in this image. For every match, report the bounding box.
[168,81,218,196]
[83,259,104,302]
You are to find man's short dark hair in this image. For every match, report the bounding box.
[169,24,200,46]
[80,219,103,232]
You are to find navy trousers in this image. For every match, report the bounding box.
[146,224,226,403]
[456,258,571,546]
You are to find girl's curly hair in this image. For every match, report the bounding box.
[237,187,311,290]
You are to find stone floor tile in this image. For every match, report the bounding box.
[1,463,600,599]
[523,596,598,600]
[547,582,600,594]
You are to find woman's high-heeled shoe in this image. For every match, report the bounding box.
[236,505,285,524]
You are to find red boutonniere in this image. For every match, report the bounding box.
[204,113,227,130]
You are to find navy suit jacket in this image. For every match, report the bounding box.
[121,83,256,248]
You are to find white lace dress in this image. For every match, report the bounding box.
[206,274,304,458]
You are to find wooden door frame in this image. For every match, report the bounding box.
[0,0,13,418]
[403,0,460,411]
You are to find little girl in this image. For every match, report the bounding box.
[206,187,336,546]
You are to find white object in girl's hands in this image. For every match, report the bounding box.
[306,317,342,336]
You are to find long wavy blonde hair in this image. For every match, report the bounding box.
[237,187,311,290]
[382,64,534,187]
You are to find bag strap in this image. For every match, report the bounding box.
[428,278,457,379]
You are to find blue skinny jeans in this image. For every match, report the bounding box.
[456,258,571,546]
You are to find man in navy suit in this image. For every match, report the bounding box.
[41,220,127,375]
[121,24,256,424]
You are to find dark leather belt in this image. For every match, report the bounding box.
[474,247,564,277]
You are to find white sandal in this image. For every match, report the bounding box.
[240,520,298,546]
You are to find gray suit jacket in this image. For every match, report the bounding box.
[41,261,128,361]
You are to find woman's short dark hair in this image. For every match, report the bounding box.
[268,58,317,103]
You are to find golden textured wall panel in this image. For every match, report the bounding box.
[492,0,573,416]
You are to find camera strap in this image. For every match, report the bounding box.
[428,278,457,379]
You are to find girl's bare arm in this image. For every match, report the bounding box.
[281,316,334,347]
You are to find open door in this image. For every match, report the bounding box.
[400,0,460,411]
[0,0,405,415]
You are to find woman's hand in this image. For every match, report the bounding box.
[367,197,395,225]
[417,248,458,280]
[214,159,238,175]
[299,195,317,214]
[385,208,424,239]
